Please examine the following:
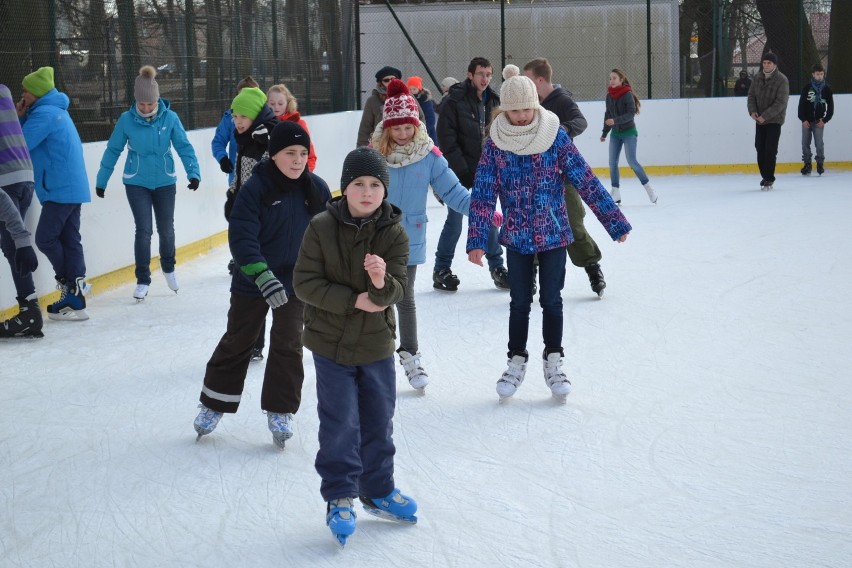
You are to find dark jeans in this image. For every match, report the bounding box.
[755,123,782,182]
[125,184,176,285]
[35,201,86,283]
[564,183,602,267]
[314,353,396,502]
[0,181,36,299]
[200,293,305,414]
[506,247,566,356]
[395,265,419,353]
[435,207,503,272]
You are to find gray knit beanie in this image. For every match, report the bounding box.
[340,147,390,196]
[134,65,160,103]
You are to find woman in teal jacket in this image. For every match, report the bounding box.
[95,65,200,301]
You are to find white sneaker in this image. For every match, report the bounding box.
[397,349,429,390]
[497,353,528,399]
[164,271,179,292]
[133,284,149,301]
[543,351,572,400]
[643,182,658,204]
[610,186,621,204]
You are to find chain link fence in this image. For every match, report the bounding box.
[0,0,846,143]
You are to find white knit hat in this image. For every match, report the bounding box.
[499,64,539,111]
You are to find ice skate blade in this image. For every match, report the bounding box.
[552,394,568,405]
[0,331,45,340]
[334,533,349,548]
[432,285,458,293]
[271,431,293,450]
[361,505,417,524]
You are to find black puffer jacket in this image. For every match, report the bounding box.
[436,79,500,187]
[225,104,279,220]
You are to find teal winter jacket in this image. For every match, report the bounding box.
[96,99,200,190]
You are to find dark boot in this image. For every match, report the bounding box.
[433,267,460,292]
[585,263,606,297]
[800,161,812,175]
[0,297,44,338]
[490,266,510,291]
[816,160,824,175]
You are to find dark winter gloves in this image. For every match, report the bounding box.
[15,245,38,274]
[219,156,233,174]
[187,178,200,191]
[95,188,105,198]
[255,270,288,308]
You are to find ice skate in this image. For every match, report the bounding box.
[0,297,43,339]
[250,347,264,362]
[801,160,812,175]
[584,263,606,298]
[760,179,773,191]
[397,348,428,392]
[133,284,149,302]
[164,271,179,293]
[47,278,88,321]
[497,351,528,401]
[816,160,824,175]
[359,488,418,524]
[327,497,356,547]
[267,412,293,449]
[432,267,460,292]
[543,350,572,404]
[610,186,621,204]
[490,266,510,291]
[194,404,223,441]
[643,182,658,204]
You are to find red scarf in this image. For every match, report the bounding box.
[607,85,632,99]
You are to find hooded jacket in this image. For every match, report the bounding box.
[540,85,587,139]
[228,159,331,298]
[797,81,833,123]
[211,109,238,185]
[293,196,409,366]
[20,88,90,204]
[97,98,200,190]
[436,79,500,186]
[224,105,279,220]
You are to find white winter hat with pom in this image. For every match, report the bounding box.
[499,64,539,111]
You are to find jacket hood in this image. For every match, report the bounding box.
[32,89,69,111]
[548,84,575,99]
[252,104,279,131]
[326,196,402,229]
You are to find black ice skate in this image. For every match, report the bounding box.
[433,267,460,292]
[585,263,606,298]
[801,161,812,175]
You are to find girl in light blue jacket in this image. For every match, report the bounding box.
[95,65,200,301]
[371,79,473,391]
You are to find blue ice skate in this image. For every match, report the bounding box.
[194,404,223,441]
[267,412,293,449]
[359,488,418,524]
[326,497,356,547]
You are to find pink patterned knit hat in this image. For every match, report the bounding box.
[382,79,420,128]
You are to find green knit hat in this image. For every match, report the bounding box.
[231,87,267,120]
[22,66,55,98]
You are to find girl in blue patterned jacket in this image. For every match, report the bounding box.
[466,65,632,403]
[371,79,473,392]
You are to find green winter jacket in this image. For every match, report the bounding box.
[747,69,790,125]
[293,196,409,366]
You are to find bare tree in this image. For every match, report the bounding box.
[116,0,141,102]
[827,0,852,92]
[754,0,819,90]
[205,0,224,99]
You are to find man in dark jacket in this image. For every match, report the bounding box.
[797,62,833,175]
[194,121,331,449]
[747,52,789,190]
[434,57,508,291]
[357,66,424,147]
[733,71,752,97]
[524,57,606,298]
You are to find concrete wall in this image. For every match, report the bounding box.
[2,94,850,311]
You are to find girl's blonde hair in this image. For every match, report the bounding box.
[375,123,421,156]
[266,84,298,114]
[611,68,641,114]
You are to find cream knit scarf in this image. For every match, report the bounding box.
[489,109,561,155]
[370,121,433,167]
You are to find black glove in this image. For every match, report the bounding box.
[224,191,235,221]
[187,178,200,191]
[219,156,233,174]
[14,245,38,274]
[96,187,105,198]
[255,270,288,308]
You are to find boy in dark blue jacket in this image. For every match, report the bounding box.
[797,63,833,176]
[193,121,330,449]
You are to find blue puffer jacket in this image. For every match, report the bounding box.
[386,145,470,265]
[468,128,631,255]
[228,159,331,297]
[96,99,200,190]
[212,109,238,185]
[20,89,90,204]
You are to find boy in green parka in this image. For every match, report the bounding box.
[293,147,418,547]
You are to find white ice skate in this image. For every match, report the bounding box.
[497,353,528,401]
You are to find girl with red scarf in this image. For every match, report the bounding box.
[600,68,657,205]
